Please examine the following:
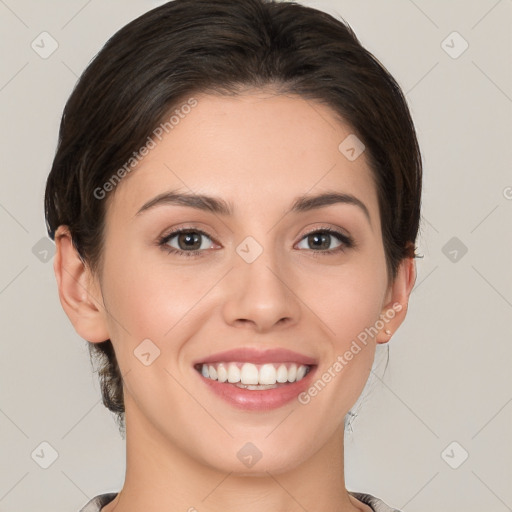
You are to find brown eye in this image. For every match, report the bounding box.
[296,228,353,255]
[159,229,215,257]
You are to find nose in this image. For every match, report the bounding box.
[222,247,301,333]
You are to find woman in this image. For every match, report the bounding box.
[45,0,421,510]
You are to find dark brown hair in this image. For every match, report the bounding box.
[45,0,422,434]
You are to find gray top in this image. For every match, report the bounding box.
[79,491,402,511]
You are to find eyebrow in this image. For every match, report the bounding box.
[135,189,371,225]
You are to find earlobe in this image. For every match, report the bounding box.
[376,256,417,344]
[53,226,110,343]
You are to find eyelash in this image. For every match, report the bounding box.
[157,225,355,258]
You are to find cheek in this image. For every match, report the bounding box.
[101,239,211,338]
[295,265,385,427]
[98,250,211,409]
[304,255,388,342]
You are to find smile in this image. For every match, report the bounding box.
[195,362,312,389]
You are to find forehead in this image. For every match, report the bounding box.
[106,90,379,226]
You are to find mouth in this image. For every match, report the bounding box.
[192,348,318,410]
[194,361,313,390]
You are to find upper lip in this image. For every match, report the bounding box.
[193,348,318,367]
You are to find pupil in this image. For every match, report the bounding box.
[181,232,200,250]
[310,233,329,250]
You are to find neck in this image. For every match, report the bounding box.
[102,398,368,512]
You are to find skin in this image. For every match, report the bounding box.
[54,89,416,512]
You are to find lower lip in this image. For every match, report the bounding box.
[196,366,317,411]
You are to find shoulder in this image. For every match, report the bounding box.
[79,492,118,512]
[349,491,402,512]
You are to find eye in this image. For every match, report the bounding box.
[157,225,354,258]
[296,227,354,255]
[158,228,216,257]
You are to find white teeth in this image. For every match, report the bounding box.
[276,364,288,383]
[216,363,228,382]
[240,363,259,385]
[227,364,241,383]
[296,365,307,380]
[199,361,311,386]
[259,364,277,385]
[287,364,297,382]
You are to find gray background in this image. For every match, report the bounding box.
[1,0,511,511]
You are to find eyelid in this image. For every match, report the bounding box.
[158,226,218,252]
[297,224,355,253]
[297,223,352,242]
[158,222,219,242]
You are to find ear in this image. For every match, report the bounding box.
[53,225,110,343]
[375,255,417,344]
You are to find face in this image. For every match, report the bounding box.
[91,90,400,474]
